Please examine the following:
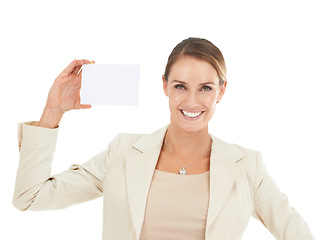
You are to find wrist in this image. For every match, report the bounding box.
[39,106,64,129]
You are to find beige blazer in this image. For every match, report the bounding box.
[13,123,315,240]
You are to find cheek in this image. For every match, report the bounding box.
[210,104,217,116]
[202,93,218,109]
[168,92,183,107]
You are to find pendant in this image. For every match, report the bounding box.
[179,168,187,175]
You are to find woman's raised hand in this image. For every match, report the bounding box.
[39,59,94,128]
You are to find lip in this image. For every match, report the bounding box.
[179,109,205,120]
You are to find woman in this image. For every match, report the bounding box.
[13,38,315,239]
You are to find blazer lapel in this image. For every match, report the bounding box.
[125,126,168,239]
[205,135,246,233]
[125,126,246,239]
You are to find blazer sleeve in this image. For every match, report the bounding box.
[252,152,315,240]
[12,122,120,211]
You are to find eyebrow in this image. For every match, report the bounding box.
[171,80,216,85]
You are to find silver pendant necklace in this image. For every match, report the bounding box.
[164,138,211,175]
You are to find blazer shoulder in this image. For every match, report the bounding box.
[211,135,263,178]
[210,134,260,160]
[118,132,146,146]
[110,132,146,151]
[233,143,260,158]
[212,137,264,189]
[228,142,264,179]
[110,127,164,152]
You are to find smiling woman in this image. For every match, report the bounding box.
[162,56,225,134]
[13,37,315,240]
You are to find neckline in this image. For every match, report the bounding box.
[155,169,210,176]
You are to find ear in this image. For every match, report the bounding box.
[162,75,169,97]
[217,80,227,103]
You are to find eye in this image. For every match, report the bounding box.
[174,84,185,90]
[201,86,212,91]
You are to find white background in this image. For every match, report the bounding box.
[1,0,324,239]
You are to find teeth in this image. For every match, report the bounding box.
[182,110,202,118]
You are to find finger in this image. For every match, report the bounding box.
[72,58,92,76]
[76,60,93,78]
[60,59,89,77]
[75,60,94,76]
[76,68,84,82]
[80,104,92,109]
[75,104,92,110]
[59,59,77,77]
[72,65,82,76]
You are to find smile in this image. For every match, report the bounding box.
[181,110,204,118]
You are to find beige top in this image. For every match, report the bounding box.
[139,169,210,240]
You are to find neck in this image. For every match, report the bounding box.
[164,124,211,158]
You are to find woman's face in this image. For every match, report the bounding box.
[163,56,226,133]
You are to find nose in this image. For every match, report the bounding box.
[185,90,199,108]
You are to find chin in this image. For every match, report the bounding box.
[176,122,208,134]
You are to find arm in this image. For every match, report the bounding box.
[13,122,120,211]
[252,152,315,240]
[13,59,109,211]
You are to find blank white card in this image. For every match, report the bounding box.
[81,64,140,105]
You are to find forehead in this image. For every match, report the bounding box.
[168,56,219,84]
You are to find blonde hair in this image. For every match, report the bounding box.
[164,37,226,86]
